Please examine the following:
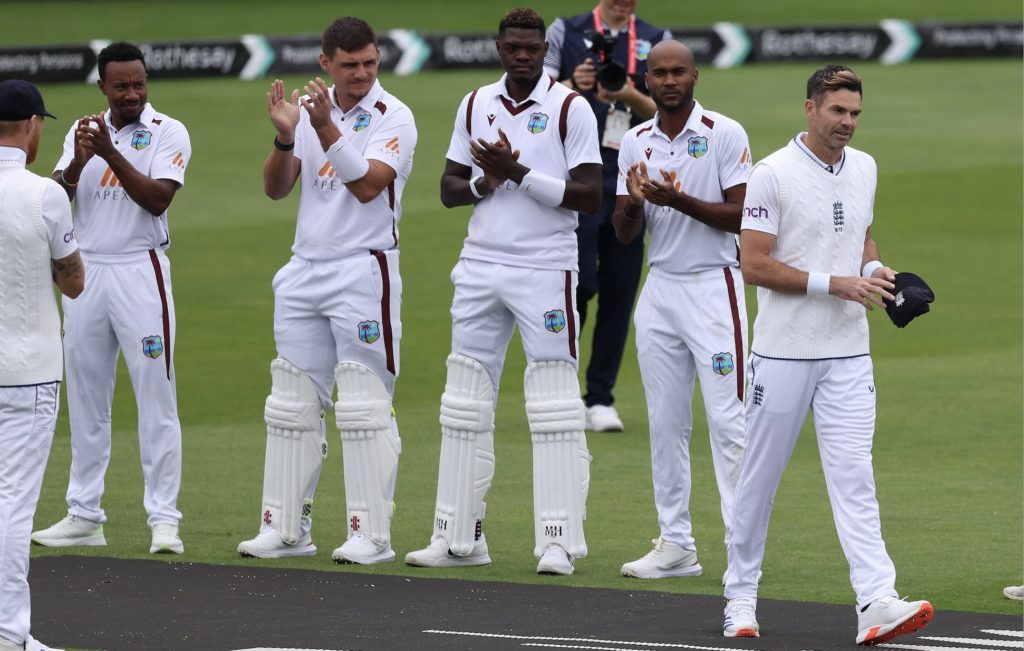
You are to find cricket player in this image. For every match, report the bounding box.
[404,7,602,576]
[0,78,82,651]
[237,16,416,564]
[722,65,933,644]
[612,40,750,580]
[33,42,190,555]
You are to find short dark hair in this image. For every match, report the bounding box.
[806,65,862,102]
[322,17,378,55]
[97,42,146,81]
[498,7,546,38]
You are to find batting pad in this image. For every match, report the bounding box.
[435,353,496,556]
[263,358,327,545]
[524,360,591,559]
[335,362,400,546]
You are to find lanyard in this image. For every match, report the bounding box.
[591,6,637,76]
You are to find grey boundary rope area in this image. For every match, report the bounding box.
[29,556,1021,651]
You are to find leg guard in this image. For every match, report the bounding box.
[435,353,496,556]
[525,360,591,559]
[262,358,327,545]
[335,362,401,547]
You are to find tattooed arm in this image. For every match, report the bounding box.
[53,251,84,298]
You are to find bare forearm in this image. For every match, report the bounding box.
[620,88,656,120]
[612,201,644,243]
[441,174,487,208]
[263,149,296,200]
[671,193,742,233]
[741,251,810,294]
[105,153,175,216]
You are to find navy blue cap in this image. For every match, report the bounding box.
[0,79,56,121]
[885,272,935,328]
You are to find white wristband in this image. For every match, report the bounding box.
[469,175,486,200]
[861,260,884,278]
[519,169,566,208]
[325,137,370,183]
[807,272,831,296]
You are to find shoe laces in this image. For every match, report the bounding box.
[727,598,756,621]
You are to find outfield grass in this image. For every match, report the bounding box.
[10,0,1021,619]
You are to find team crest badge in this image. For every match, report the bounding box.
[131,130,152,150]
[712,352,734,376]
[353,112,372,132]
[636,39,653,61]
[543,309,566,333]
[142,335,164,359]
[527,112,549,134]
[357,320,381,344]
[687,135,709,159]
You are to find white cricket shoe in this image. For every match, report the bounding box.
[621,538,702,578]
[26,635,65,651]
[1004,585,1024,600]
[405,534,491,567]
[536,544,574,575]
[332,531,395,564]
[31,515,106,547]
[149,523,184,554]
[585,404,624,432]
[723,597,760,638]
[855,596,933,645]
[237,528,316,559]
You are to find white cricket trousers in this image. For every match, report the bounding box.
[634,266,748,552]
[0,382,58,645]
[62,250,182,527]
[725,354,898,608]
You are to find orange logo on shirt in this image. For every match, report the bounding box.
[100,167,122,188]
[384,137,399,154]
[739,147,751,165]
[661,169,681,191]
[318,161,336,177]
[171,152,186,169]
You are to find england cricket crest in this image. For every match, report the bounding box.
[142,335,164,359]
[527,112,549,134]
[543,309,566,333]
[712,352,734,376]
[131,129,152,150]
[353,112,372,132]
[357,320,381,344]
[687,135,709,159]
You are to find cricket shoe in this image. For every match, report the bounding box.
[150,523,184,554]
[26,636,65,651]
[621,538,702,578]
[1004,585,1024,600]
[31,515,106,547]
[585,404,624,432]
[723,597,760,638]
[332,531,395,564]
[237,527,316,559]
[405,534,491,567]
[856,596,933,645]
[536,544,574,575]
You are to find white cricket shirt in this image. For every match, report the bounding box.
[617,101,751,273]
[447,73,601,271]
[292,80,416,260]
[742,134,877,359]
[55,103,189,254]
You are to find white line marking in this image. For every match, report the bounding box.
[981,631,1024,639]
[918,636,1022,648]
[879,644,1011,651]
[520,644,663,650]
[423,630,760,650]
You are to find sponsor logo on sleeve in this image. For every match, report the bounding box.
[738,147,752,169]
[170,152,186,169]
[743,205,769,219]
[63,229,75,243]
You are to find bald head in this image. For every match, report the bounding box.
[645,39,698,114]
[647,39,695,70]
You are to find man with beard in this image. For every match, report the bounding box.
[612,40,751,581]
[723,65,933,644]
[0,79,83,651]
[33,42,191,556]
[405,7,601,576]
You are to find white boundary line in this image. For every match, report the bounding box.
[423,629,763,651]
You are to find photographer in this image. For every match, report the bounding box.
[544,0,671,432]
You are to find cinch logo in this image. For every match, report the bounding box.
[171,152,186,169]
[318,161,337,178]
[384,136,399,154]
[744,205,768,219]
[99,167,121,188]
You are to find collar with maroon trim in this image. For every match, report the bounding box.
[496,72,556,112]
[330,79,386,117]
[650,99,708,142]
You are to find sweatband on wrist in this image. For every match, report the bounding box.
[519,169,566,208]
[807,272,831,296]
[325,137,370,183]
[861,260,884,278]
[469,175,486,200]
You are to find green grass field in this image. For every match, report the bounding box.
[8,0,1021,621]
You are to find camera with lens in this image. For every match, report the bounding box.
[584,29,628,92]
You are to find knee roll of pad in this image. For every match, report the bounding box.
[335,362,400,546]
[525,360,591,559]
[435,353,496,556]
[262,358,326,545]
